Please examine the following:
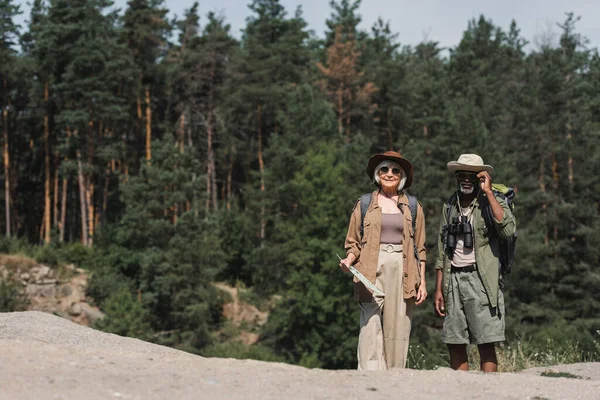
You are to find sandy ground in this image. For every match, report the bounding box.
[0,312,598,400]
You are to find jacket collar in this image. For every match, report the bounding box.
[370,190,410,210]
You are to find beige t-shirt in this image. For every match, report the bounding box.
[451,207,476,267]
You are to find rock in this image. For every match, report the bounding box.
[26,284,57,298]
[20,272,31,281]
[1,312,600,400]
[80,303,104,324]
[68,303,82,316]
[64,264,76,272]
[59,284,73,297]
[35,265,51,281]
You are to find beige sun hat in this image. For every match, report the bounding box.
[447,154,494,174]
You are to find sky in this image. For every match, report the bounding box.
[14,0,600,52]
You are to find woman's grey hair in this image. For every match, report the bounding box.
[373,160,407,192]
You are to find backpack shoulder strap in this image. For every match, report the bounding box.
[446,192,457,224]
[407,193,418,232]
[359,193,372,238]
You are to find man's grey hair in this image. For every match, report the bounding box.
[373,160,407,192]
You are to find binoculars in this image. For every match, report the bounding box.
[446,216,473,249]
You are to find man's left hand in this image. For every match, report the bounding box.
[415,281,427,305]
[477,171,493,194]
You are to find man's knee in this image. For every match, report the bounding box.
[477,343,497,362]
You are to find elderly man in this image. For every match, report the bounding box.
[434,154,517,372]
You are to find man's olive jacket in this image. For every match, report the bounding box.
[435,192,517,307]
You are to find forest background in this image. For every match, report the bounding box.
[1,0,599,370]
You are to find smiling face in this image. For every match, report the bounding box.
[374,161,405,193]
[456,170,479,194]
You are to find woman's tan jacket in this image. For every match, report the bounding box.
[344,191,426,302]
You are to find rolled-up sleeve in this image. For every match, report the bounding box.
[415,202,427,263]
[435,204,447,270]
[493,196,517,239]
[344,199,362,261]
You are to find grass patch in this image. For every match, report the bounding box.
[540,370,583,379]
[0,254,38,272]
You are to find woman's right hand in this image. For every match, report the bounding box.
[339,254,355,273]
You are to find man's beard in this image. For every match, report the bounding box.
[459,183,475,195]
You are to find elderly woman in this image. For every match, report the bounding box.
[340,151,427,370]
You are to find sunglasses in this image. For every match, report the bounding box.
[379,166,402,175]
[456,172,478,181]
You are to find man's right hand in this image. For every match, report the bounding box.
[434,290,445,317]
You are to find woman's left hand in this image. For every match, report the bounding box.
[415,281,427,305]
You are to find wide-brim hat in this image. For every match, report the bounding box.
[366,151,414,189]
[447,153,493,174]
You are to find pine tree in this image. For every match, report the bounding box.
[40,0,132,246]
[324,0,365,45]
[166,6,237,215]
[226,0,310,240]
[0,0,21,237]
[121,0,170,167]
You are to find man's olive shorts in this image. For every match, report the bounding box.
[441,268,505,345]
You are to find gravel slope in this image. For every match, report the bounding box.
[0,312,598,400]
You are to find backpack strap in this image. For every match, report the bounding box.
[446,192,457,224]
[359,193,372,238]
[480,191,516,276]
[407,194,418,233]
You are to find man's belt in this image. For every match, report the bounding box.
[451,264,477,273]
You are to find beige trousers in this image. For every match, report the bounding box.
[357,244,414,370]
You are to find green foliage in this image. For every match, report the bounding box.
[0,237,33,255]
[93,287,150,339]
[260,138,371,369]
[0,279,28,312]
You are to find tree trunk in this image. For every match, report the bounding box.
[337,84,344,136]
[43,82,51,244]
[257,103,266,240]
[345,92,352,136]
[102,164,110,227]
[145,86,152,163]
[53,160,59,228]
[205,113,215,212]
[86,179,94,246]
[60,175,67,243]
[539,151,548,245]
[179,112,185,153]
[206,59,218,211]
[551,152,559,242]
[227,145,234,212]
[60,129,72,243]
[2,104,10,237]
[551,152,559,190]
[74,128,89,247]
[567,129,573,187]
